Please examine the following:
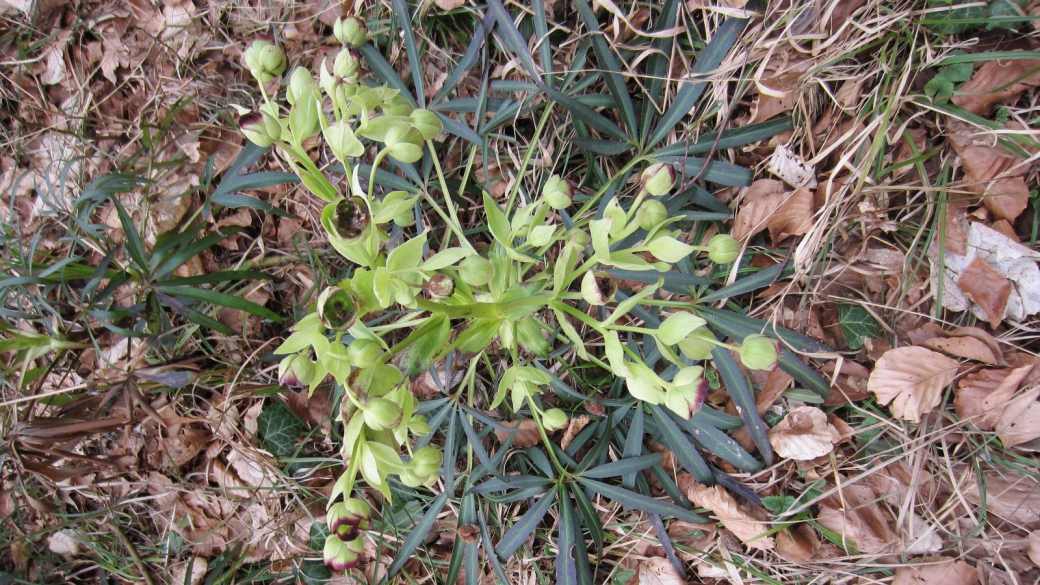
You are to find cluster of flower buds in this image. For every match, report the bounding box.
[243,37,286,83]
[400,446,443,488]
[324,497,371,570]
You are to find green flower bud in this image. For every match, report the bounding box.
[542,408,568,431]
[333,48,362,79]
[411,446,442,474]
[334,16,368,47]
[318,287,358,331]
[738,334,780,371]
[346,339,381,368]
[426,273,455,298]
[278,353,315,391]
[640,162,676,196]
[542,175,574,210]
[665,366,708,419]
[324,120,364,160]
[383,122,425,164]
[363,397,403,430]
[286,67,314,105]
[324,534,363,571]
[516,317,550,357]
[706,234,740,264]
[239,111,280,147]
[327,499,371,542]
[408,415,432,437]
[243,37,286,83]
[459,256,494,286]
[677,327,717,361]
[637,199,668,230]
[409,109,443,141]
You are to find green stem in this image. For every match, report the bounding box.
[367,149,390,203]
[505,104,555,214]
[427,140,475,252]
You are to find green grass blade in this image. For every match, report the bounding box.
[155,285,281,322]
[391,0,425,107]
[433,14,494,105]
[647,11,752,149]
[711,346,773,464]
[573,0,636,135]
[387,492,449,577]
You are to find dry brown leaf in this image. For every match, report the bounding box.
[952,56,1040,116]
[868,346,960,422]
[559,414,590,451]
[947,120,1032,222]
[816,483,898,554]
[923,336,999,364]
[732,180,785,241]
[685,482,774,550]
[893,558,979,585]
[768,407,841,460]
[945,205,969,255]
[1027,531,1040,567]
[750,59,811,124]
[637,557,685,585]
[955,364,1035,430]
[776,523,819,562]
[494,419,540,447]
[47,530,81,556]
[982,176,1030,224]
[960,464,1040,527]
[171,558,208,585]
[434,0,466,9]
[767,186,814,243]
[756,368,793,414]
[957,257,1012,328]
[996,386,1040,447]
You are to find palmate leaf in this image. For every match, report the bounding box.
[257,401,306,457]
[572,0,637,135]
[711,346,774,464]
[838,303,881,350]
[496,486,558,559]
[576,478,706,523]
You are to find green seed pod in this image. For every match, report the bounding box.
[637,199,668,230]
[243,37,286,83]
[346,339,381,368]
[363,397,404,431]
[330,197,370,242]
[409,109,443,141]
[318,287,358,331]
[640,162,676,196]
[541,174,574,210]
[383,122,425,164]
[334,16,368,47]
[239,111,281,147]
[706,234,740,264]
[738,334,780,371]
[459,255,494,287]
[333,48,362,79]
[542,408,568,431]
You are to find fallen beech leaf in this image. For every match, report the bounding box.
[959,464,1040,527]
[47,530,81,556]
[893,557,978,585]
[434,0,466,8]
[816,484,898,554]
[732,180,785,241]
[997,386,1040,447]
[951,56,1040,116]
[767,144,817,189]
[904,512,944,554]
[768,407,841,460]
[955,364,1035,430]
[982,176,1030,224]
[957,257,1012,328]
[494,419,540,447]
[868,347,960,423]
[944,205,969,255]
[750,59,811,124]
[947,119,1032,222]
[559,414,590,451]
[923,336,999,364]
[756,368,793,414]
[767,186,814,243]
[1028,531,1040,568]
[637,557,685,585]
[685,482,774,550]
[776,523,819,562]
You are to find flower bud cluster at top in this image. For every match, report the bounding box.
[239,16,778,573]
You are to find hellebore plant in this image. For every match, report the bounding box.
[237,11,812,574]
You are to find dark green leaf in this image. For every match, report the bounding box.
[392,0,425,107]
[257,401,306,457]
[211,192,292,218]
[655,117,795,156]
[568,138,635,155]
[573,0,637,134]
[496,486,558,559]
[582,453,662,479]
[388,492,449,577]
[711,346,773,464]
[700,262,792,303]
[540,84,628,141]
[468,475,552,495]
[486,0,539,79]
[577,478,707,523]
[605,268,712,293]
[662,156,753,187]
[838,304,881,350]
[156,285,281,322]
[669,410,761,472]
[112,199,147,270]
[433,14,494,105]
[648,404,713,483]
[570,483,604,556]
[162,271,270,287]
[557,493,578,585]
[357,43,417,107]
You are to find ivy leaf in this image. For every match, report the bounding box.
[761,495,795,515]
[257,400,307,457]
[838,304,880,350]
